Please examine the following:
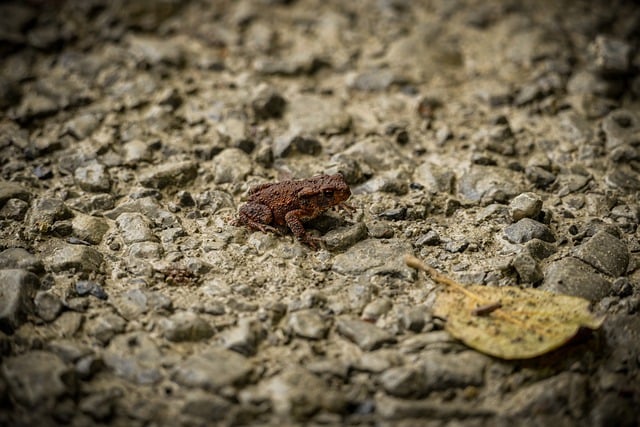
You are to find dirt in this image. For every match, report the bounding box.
[0,0,639,426]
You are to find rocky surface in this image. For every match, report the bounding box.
[1,0,639,426]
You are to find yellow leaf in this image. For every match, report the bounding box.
[433,286,603,359]
[405,255,604,360]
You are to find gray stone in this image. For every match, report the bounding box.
[123,139,153,164]
[75,355,103,380]
[288,309,329,340]
[377,393,493,420]
[128,242,163,259]
[110,288,171,321]
[212,148,252,184]
[420,350,486,392]
[556,174,590,196]
[512,252,543,284]
[79,391,116,421]
[0,181,31,207]
[606,166,640,191]
[323,222,368,251]
[75,280,108,300]
[86,313,126,344]
[288,94,351,135]
[379,366,426,397]
[74,162,111,193]
[414,161,456,194]
[402,332,457,356]
[253,367,344,419]
[116,212,157,244]
[69,194,116,215]
[444,239,469,254]
[542,257,611,301]
[567,70,624,98]
[272,133,322,158]
[342,136,407,172]
[252,87,287,120]
[71,213,109,245]
[0,198,29,220]
[172,347,252,391]
[332,239,415,279]
[253,51,320,76]
[15,91,59,120]
[34,290,63,322]
[590,393,637,427]
[139,160,198,189]
[103,332,163,384]
[181,390,230,422]
[349,68,397,91]
[0,269,39,333]
[0,78,21,110]
[128,35,185,67]
[501,372,579,416]
[574,231,629,277]
[217,118,248,147]
[399,307,428,333]
[588,35,632,75]
[336,317,395,351]
[46,339,93,363]
[44,241,103,273]
[509,192,543,221]
[2,351,74,408]
[525,166,557,188]
[64,113,101,140]
[52,311,84,338]
[160,311,214,342]
[221,318,264,356]
[361,298,392,322]
[354,349,403,373]
[504,218,555,244]
[458,166,525,203]
[415,230,441,247]
[0,248,44,273]
[602,109,640,150]
[28,197,72,233]
[354,169,409,195]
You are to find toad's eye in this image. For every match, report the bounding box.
[324,190,334,197]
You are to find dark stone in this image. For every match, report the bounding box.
[172,347,252,391]
[75,280,108,300]
[336,317,395,351]
[542,257,611,301]
[34,291,63,322]
[588,35,632,76]
[2,351,75,408]
[252,89,287,120]
[504,218,555,244]
[574,231,629,277]
[0,248,44,273]
[512,252,543,284]
[0,269,39,333]
[525,166,556,188]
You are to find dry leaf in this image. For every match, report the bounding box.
[433,285,604,359]
[405,255,604,360]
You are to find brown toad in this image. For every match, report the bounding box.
[236,174,351,248]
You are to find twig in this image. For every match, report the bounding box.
[405,254,542,333]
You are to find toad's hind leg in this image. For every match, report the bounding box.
[285,210,320,248]
[238,203,278,234]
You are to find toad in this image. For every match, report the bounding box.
[236,174,351,248]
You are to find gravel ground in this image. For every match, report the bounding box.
[1,0,640,425]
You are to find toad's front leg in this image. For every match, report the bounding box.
[284,210,321,248]
[238,202,279,234]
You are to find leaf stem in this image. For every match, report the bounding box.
[405,254,536,332]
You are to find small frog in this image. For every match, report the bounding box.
[236,174,351,248]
